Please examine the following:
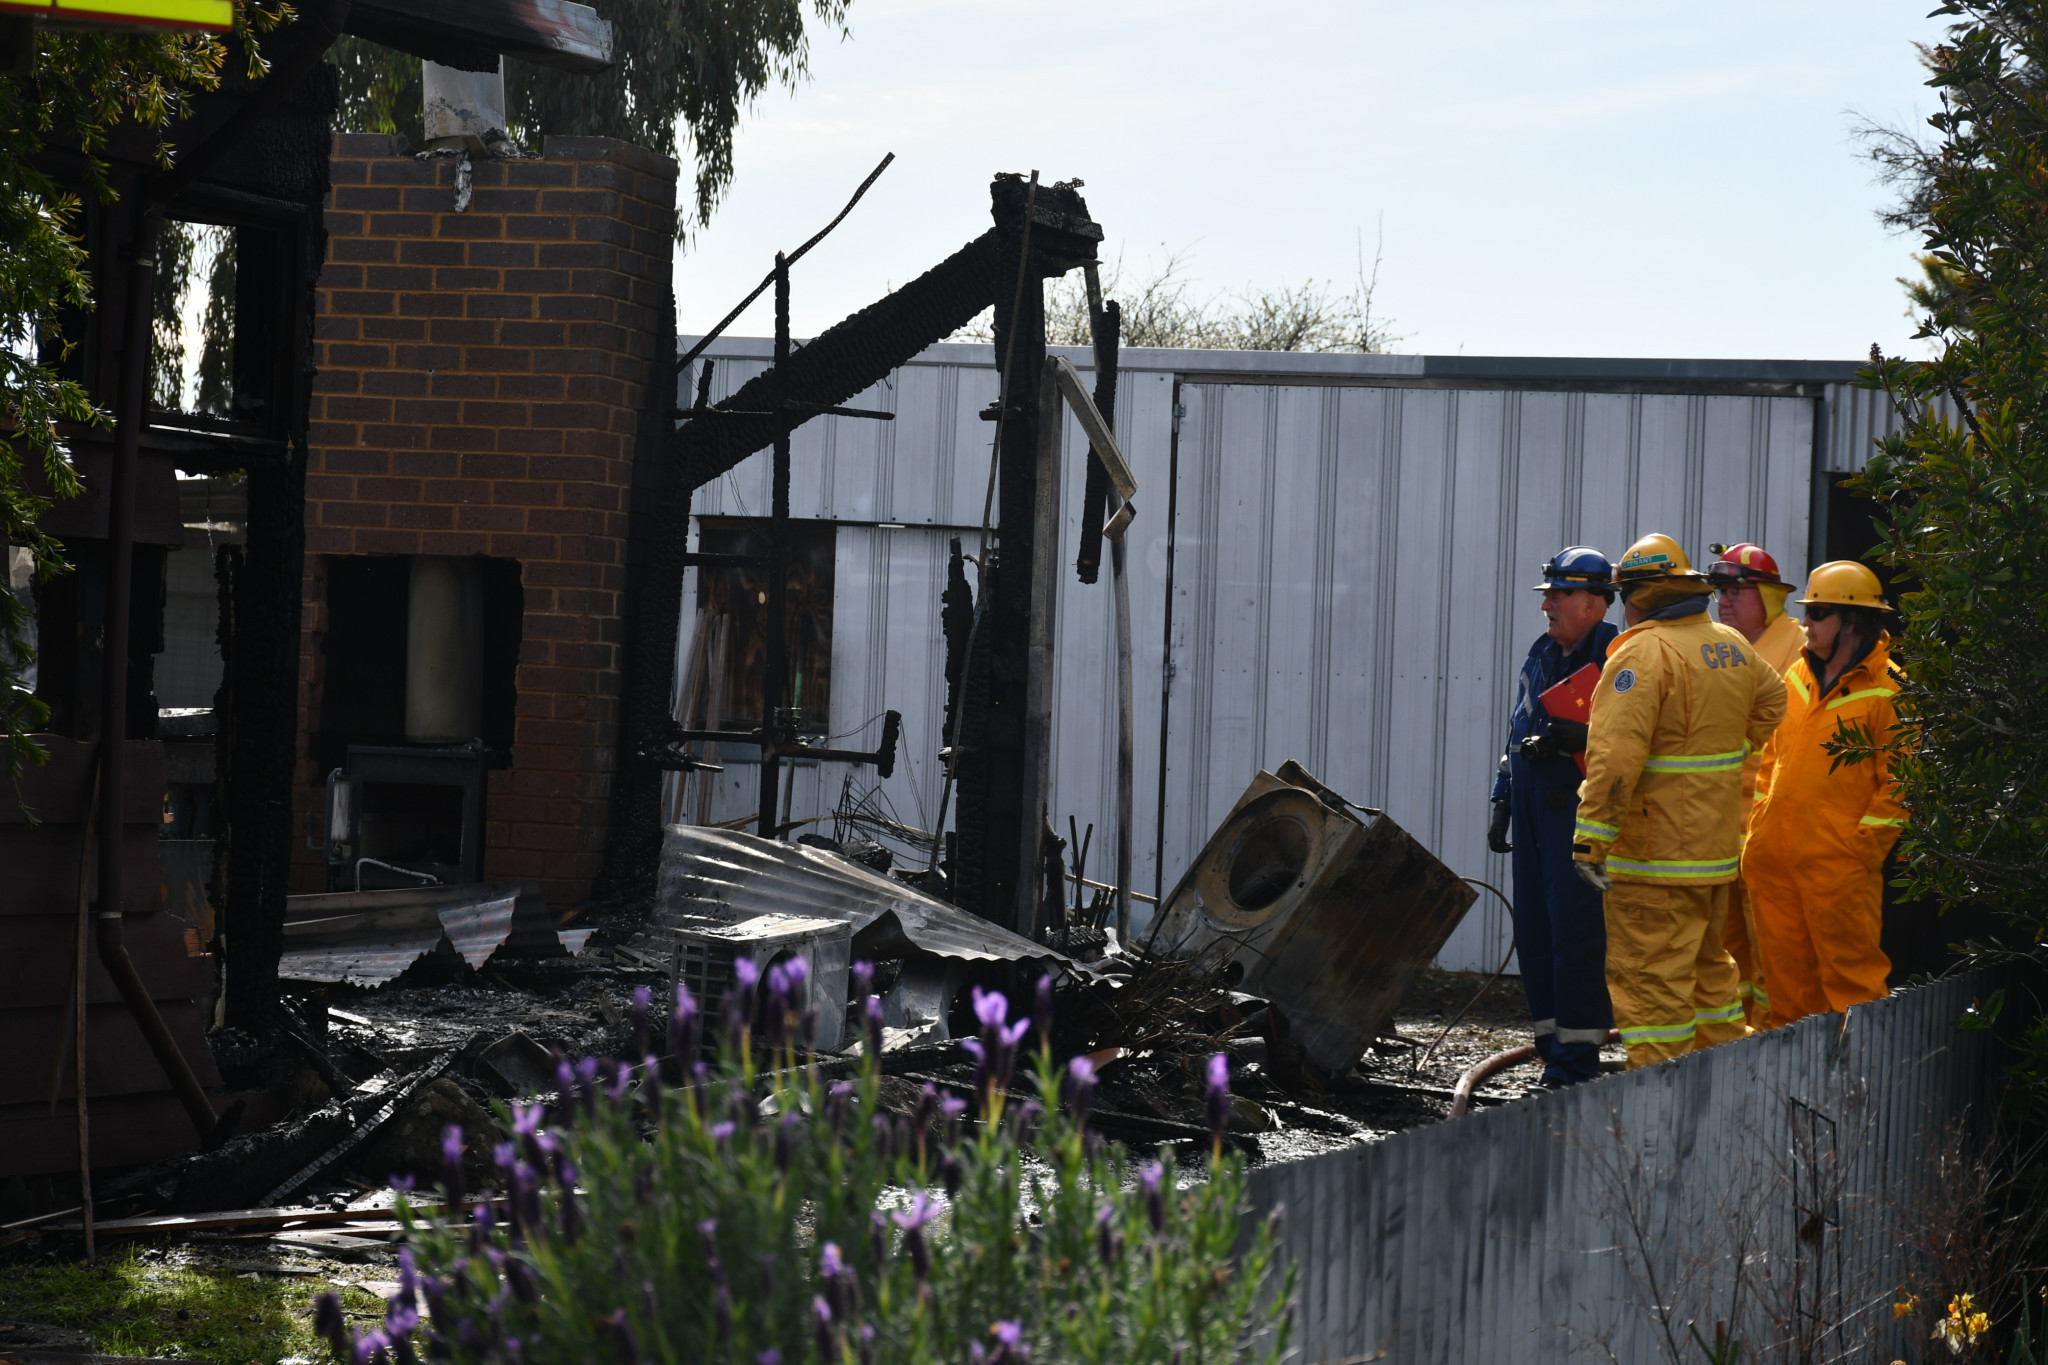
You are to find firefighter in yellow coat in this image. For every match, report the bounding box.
[1572,535,1788,1068]
[1707,542,1805,1028]
[1741,561,1905,1025]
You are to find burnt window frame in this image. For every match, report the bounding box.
[692,518,837,737]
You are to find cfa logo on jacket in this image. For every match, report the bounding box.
[1698,642,1748,670]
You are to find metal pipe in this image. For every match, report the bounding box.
[1448,1029,1623,1119]
[758,251,791,837]
[97,204,219,1143]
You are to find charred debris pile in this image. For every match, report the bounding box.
[4,762,1530,1262]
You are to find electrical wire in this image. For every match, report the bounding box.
[1411,877,1517,1075]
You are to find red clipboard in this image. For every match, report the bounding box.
[1538,662,1601,776]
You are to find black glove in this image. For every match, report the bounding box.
[1547,719,1588,754]
[1487,800,1513,854]
[1518,732,1558,763]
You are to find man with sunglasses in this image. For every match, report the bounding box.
[1706,543,1804,1028]
[1488,547,1620,1086]
[1741,561,1905,1025]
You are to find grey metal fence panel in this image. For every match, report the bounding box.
[1245,972,2012,1365]
[1161,383,1813,970]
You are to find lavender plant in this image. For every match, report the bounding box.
[314,962,1294,1365]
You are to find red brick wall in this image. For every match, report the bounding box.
[296,132,677,907]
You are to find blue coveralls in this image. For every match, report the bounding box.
[1490,622,1620,1084]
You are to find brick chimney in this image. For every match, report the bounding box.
[296,133,677,908]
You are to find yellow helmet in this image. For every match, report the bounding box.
[1797,560,1886,609]
[1615,533,1700,583]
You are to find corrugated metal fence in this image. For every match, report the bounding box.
[1245,970,2014,1364]
[677,342,1898,969]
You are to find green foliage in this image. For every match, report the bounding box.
[326,974,1294,1365]
[331,0,853,240]
[0,4,290,780]
[0,1241,358,1360]
[1858,2,2048,943]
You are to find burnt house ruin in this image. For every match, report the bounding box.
[3,0,615,1182]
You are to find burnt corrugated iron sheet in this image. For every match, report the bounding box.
[1245,970,2014,1363]
[680,342,1879,970]
[645,825,1065,966]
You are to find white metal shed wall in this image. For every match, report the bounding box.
[676,341,1839,970]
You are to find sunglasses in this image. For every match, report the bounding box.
[1803,605,1838,623]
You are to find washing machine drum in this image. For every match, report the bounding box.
[1189,787,1333,930]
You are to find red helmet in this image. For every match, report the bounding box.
[1707,542,1788,589]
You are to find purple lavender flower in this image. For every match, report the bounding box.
[493,1141,518,1171]
[628,985,651,1060]
[870,1113,894,1164]
[728,957,762,1036]
[857,1325,876,1365]
[558,1163,582,1244]
[1204,1052,1231,1145]
[1009,1098,1043,1146]
[554,1053,577,1120]
[389,1173,415,1194]
[608,1308,640,1365]
[892,1192,937,1282]
[440,1129,468,1203]
[352,1327,391,1365]
[1063,1055,1097,1121]
[869,1211,889,1267]
[1034,975,1054,1044]
[575,1056,602,1119]
[1095,1203,1121,1266]
[669,983,701,1066]
[992,1320,1028,1365]
[941,1094,968,1146]
[812,1295,836,1364]
[863,995,884,1055]
[513,1102,543,1137]
[826,1080,856,1134]
[972,986,1009,1031]
[608,1061,632,1105]
[1141,1161,1165,1233]
[939,1151,962,1198]
[758,1351,782,1365]
[711,1120,737,1147]
[314,1292,348,1352]
[851,960,875,999]
[396,1246,419,1309]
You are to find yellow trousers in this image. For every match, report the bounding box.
[1604,881,1748,1068]
[1720,875,1770,1030]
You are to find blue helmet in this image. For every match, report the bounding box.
[1533,546,1615,595]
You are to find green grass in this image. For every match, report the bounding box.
[0,1246,384,1363]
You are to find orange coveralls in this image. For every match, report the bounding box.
[1573,612,1787,1068]
[1741,637,1905,1024]
[1721,611,1803,1027]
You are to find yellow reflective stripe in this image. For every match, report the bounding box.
[1642,747,1747,773]
[1618,1021,1697,1045]
[1826,686,1897,710]
[1787,671,1812,703]
[1752,789,1769,803]
[1736,981,1753,999]
[1606,855,1741,880]
[1859,815,1906,828]
[1751,983,1771,1007]
[1695,1000,1745,1025]
[1575,817,1619,841]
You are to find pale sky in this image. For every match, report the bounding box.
[671,1,1943,361]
